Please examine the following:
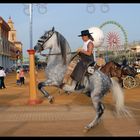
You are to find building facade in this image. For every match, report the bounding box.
[0,16,23,69]
[7,17,23,67]
[0,16,11,69]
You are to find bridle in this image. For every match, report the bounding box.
[37,30,55,51]
[40,51,77,56]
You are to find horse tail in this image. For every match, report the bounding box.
[110,78,132,117]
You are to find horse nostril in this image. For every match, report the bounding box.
[34,46,37,51]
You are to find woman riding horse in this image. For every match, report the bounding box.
[70,30,94,90]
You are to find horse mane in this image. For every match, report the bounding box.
[55,31,68,65]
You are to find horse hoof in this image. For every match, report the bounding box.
[84,126,91,131]
[83,128,89,133]
[48,96,54,104]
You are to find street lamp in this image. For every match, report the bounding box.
[25,4,46,105]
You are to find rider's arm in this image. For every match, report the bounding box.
[80,42,94,56]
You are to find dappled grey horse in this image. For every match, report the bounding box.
[34,27,131,130]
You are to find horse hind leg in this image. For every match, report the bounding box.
[85,100,105,130]
[38,82,54,103]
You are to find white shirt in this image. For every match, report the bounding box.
[0,70,6,77]
[82,39,93,51]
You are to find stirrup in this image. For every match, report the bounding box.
[75,83,85,90]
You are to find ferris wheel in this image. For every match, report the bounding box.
[106,31,121,50]
[99,20,128,55]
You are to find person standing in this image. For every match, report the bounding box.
[0,66,6,89]
[16,70,20,85]
[19,68,25,86]
[121,55,128,68]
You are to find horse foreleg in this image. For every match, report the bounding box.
[85,99,105,130]
[38,82,54,103]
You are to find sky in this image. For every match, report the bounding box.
[0,3,140,58]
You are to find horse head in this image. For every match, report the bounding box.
[34,27,71,65]
[34,27,55,53]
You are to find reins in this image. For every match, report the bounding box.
[40,51,77,56]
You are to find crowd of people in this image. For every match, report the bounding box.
[0,66,27,89]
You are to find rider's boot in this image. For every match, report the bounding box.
[74,82,85,90]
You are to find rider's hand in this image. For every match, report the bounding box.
[77,47,83,53]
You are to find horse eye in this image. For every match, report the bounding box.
[41,36,46,39]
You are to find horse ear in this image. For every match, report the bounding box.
[52,27,55,32]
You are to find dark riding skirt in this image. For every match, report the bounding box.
[70,52,94,82]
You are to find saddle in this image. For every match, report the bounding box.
[62,54,79,85]
[63,55,95,85]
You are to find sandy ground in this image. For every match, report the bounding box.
[0,70,139,136]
